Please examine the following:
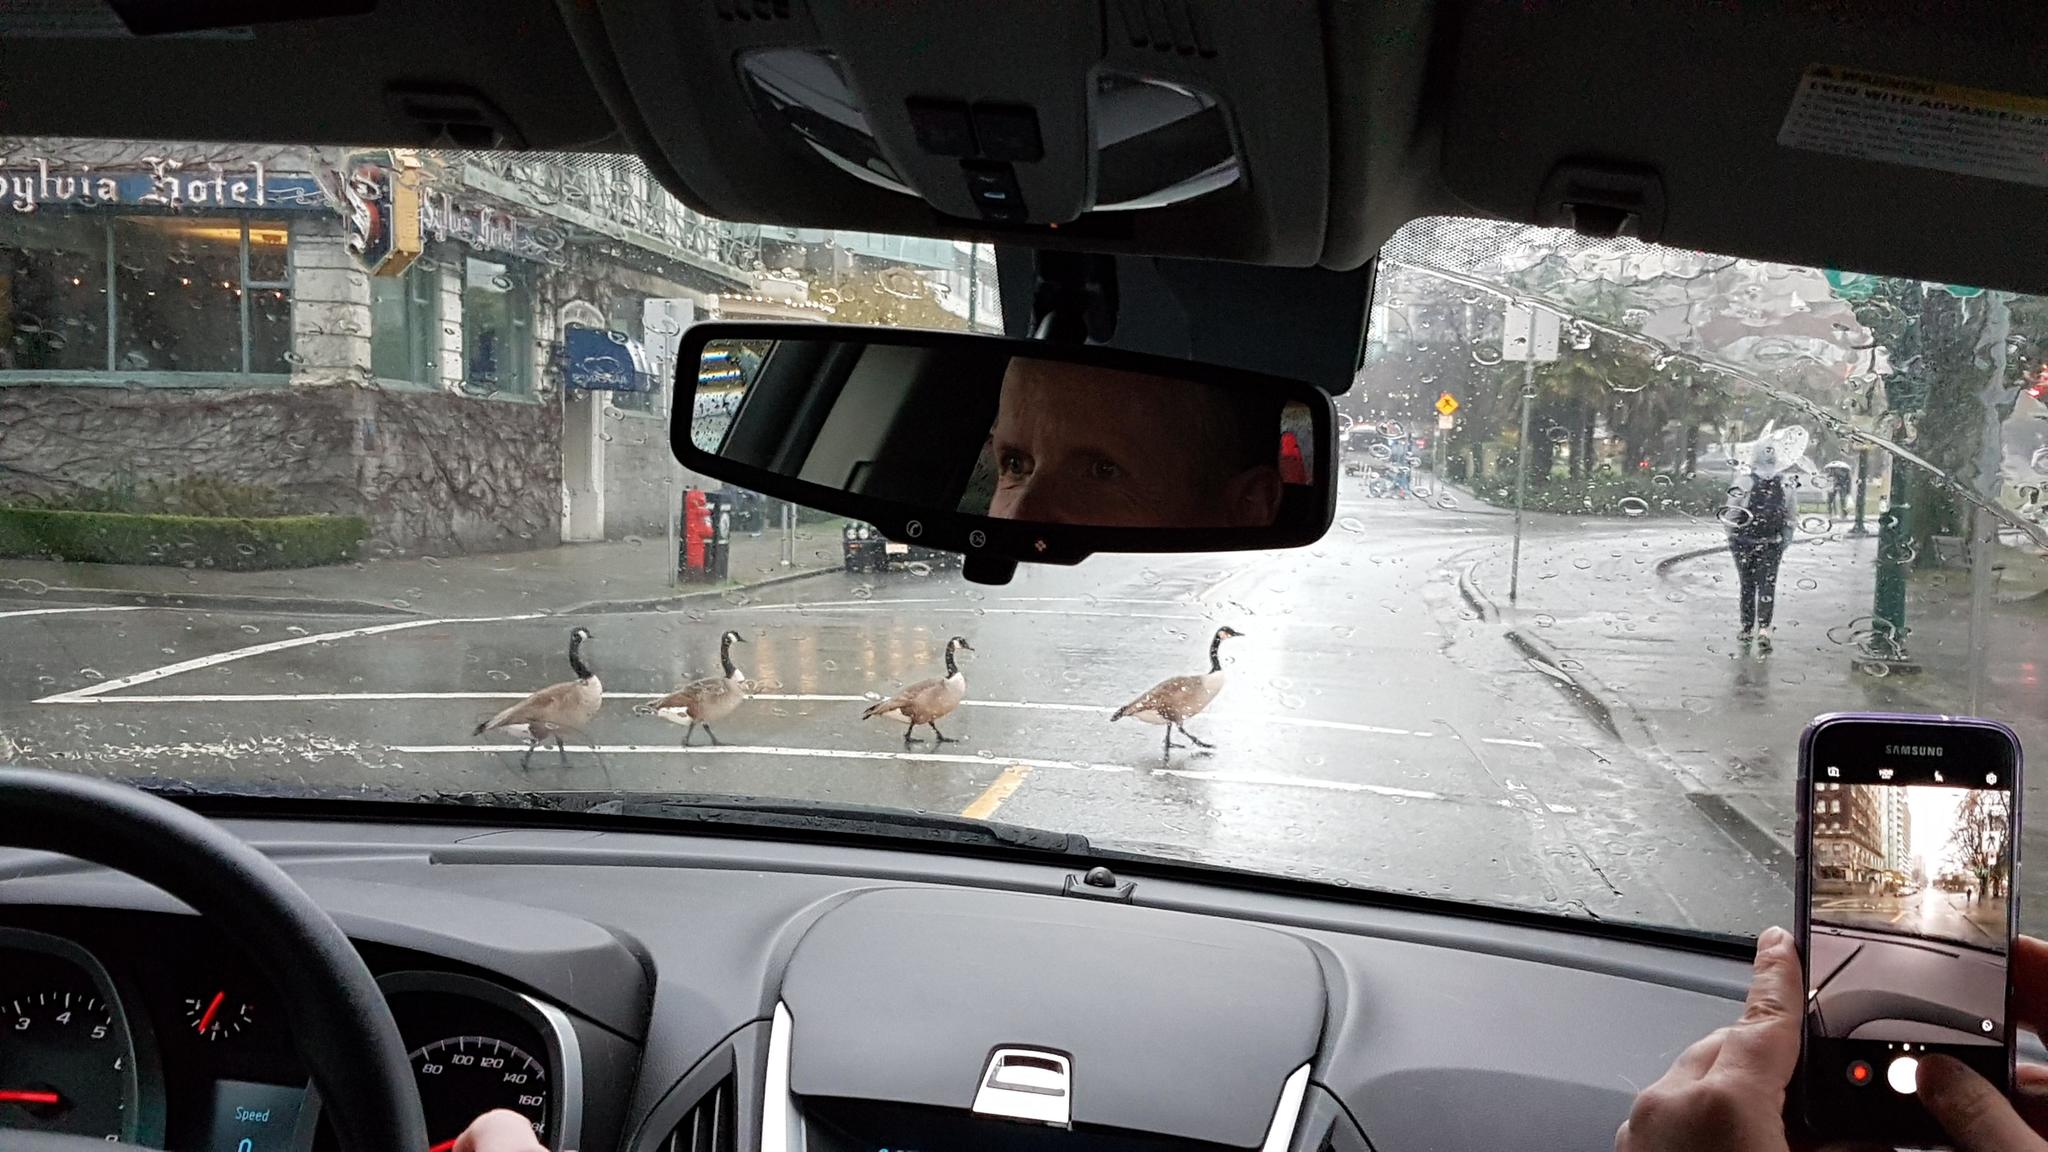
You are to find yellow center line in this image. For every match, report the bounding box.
[960,763,1034,821]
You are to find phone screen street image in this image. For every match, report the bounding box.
[1808,782,2012,1045]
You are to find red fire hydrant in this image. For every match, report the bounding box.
[683,489,712,575]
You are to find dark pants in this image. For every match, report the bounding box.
[1730,538,1786,631]
[1827,487,1848,517]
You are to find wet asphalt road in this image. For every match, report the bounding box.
[0,487,1789,935]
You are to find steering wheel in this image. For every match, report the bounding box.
[0,768,428,1152]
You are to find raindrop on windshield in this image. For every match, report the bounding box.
[1617,497,1649,517]
[1718,506,1754,529]
[1339,516,1366,533]
[1546,426,1571,444]
[1799,515,1829,533]
[1533,613,1556,628]
[487,670,511,682]
[1797,577,1820,590]
[905,561,933,577]
[77,668,105,681]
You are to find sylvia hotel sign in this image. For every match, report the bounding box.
[1,158,324,213]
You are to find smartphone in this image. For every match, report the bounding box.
[1795,713,2022,1146]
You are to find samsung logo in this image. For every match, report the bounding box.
[1886,744,1945,757]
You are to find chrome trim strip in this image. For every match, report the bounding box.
[1259,1063,1313,1152]
[762,1002,804,1152]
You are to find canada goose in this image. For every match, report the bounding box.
[862,636,973,746]
[1112,625,1243,756]
[473,626,602,769]
[634,629,749,745]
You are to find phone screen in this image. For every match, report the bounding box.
[1799,715,2020,1143]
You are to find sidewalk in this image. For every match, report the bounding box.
[1464,517,2048,862]
[0,522,844,617]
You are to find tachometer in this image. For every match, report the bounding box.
[411,1035,547,1151]
[0,984,135,1141]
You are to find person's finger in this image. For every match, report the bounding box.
[453,1109,547,1152]
[2013,937,2048,1036]
[1714,926,1804,1082]
[2012,1062,2048,1137]
[1919,1055,2046,1152]
[1667,1029,1727,1081]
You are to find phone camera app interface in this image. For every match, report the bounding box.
[1809,775,2010,1051]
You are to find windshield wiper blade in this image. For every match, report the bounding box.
[420,788,1092,856]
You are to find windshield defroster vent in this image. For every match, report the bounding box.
[1112,0,1217,58]
[659,1074,737,1152]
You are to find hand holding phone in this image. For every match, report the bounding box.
[1796,713,2023,1147]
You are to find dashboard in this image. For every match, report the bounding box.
[0,806,1764,1152]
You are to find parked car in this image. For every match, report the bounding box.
[841,521,959,573]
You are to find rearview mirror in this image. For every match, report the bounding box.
[670,323,1335,571]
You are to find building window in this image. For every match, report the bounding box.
[463,256,530,396]
[1,213,291,374]
[605,300,661,416]
[371,262,440,386]
[0,213,107,371]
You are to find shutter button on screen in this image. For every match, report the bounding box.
[1845,1060,1873,1086]
[1888,1056,1919,1094]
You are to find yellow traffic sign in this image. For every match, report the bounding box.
[1435,392,1459,416]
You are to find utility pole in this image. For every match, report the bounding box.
[1503,303,1561,603]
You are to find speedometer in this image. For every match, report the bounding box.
[411,1036,547,1151]
[0,934,142,1143]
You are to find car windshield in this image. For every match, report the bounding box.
[2,141,2040,940]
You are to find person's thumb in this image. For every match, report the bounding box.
[1920,1056,2045,1152]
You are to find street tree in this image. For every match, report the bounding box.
[1947,789,2011,900]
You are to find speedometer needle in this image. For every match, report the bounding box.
[0,1090,63,1105]
[195,990,225,1034]
[426,1140,458,1152]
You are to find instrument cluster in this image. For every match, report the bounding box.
[0,918,578,1151]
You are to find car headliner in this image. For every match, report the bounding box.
[3,2,2043,291]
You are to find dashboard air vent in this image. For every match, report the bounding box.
[715,0,794,20]
[659,1074,737,1152]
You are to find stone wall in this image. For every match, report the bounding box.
[0,383,561,554]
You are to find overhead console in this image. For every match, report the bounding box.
[561,0,1335,264]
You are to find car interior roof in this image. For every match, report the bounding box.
[4,1,2045,289]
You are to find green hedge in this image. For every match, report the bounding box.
[0,507,366,571]
[1470,472,1731,517]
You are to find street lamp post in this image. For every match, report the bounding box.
[1849,446,1872,537]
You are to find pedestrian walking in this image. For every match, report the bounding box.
[1824,460,1853,520]
[1727,440,1797,650]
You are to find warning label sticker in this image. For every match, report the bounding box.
[1778,65,2048,189]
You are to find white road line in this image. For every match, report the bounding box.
[32,613,550,704]
[40,688,1439,738]
[737,604,1204,622]
[1481,737,1547,749]
[744,597,1183,609]
[1152,768,1444,801]
[395,743,1138,773]
[391,743,1456,802]
[0,605,152,620]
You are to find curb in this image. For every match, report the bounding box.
[0,585,416,617]
[1464,557,1795,881]
[561,564,839,615]
[1653,534,1827,577]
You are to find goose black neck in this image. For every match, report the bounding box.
[720,634,738,677]
[1208,633,1225,673]
[945,641,960,677]
[569,634,594,681]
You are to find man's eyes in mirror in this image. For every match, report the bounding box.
[997,449,1033,479]
[1087,457,1125,482]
